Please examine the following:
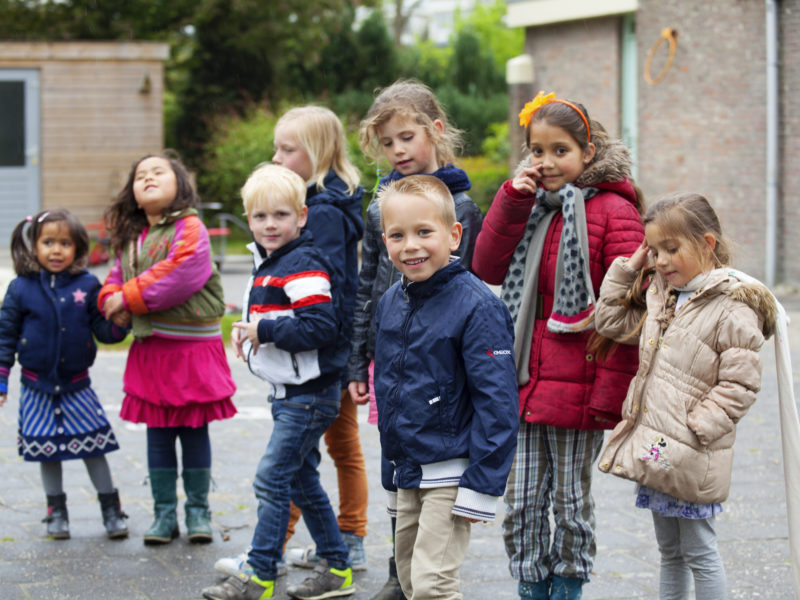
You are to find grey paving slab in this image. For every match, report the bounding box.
[0,256,796,599]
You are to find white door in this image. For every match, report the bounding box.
[0,69,40,244]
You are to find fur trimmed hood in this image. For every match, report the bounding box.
[720,276,778,339]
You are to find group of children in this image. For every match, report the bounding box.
[0,79,778,600]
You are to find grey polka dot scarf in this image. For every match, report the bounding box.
[500,183,598,385]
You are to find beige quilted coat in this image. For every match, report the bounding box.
[595,257,777,504]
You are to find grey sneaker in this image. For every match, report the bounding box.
[287,559,354,599]
[202,572,274,600]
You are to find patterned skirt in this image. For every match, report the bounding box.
[17,384,119,462]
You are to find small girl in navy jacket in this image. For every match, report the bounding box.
[0,209,129,540]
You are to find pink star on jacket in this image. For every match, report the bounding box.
[72,288,87,304]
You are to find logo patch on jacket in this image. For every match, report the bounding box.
[72,288,87,305]
[641,436,671,470]
[486,349,512,357]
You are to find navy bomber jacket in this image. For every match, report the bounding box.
[242,230,348,399]
[345,164,483,384]
[0,270,127,395]
[374,260,519,521]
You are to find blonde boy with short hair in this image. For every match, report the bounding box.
[202,164,354,600]
[374,175,519,599]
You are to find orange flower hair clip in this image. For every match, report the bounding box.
[518,91,591,142]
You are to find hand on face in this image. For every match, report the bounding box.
[628,239,651,271]
[511,164,543,195]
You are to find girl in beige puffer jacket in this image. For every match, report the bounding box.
[594,192,776,600]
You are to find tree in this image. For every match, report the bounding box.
[0,0,195,40]
[170,0,377,162]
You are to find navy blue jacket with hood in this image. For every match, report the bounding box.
[304,170,364,344]
[0,270,127,395]
[374,260,519,521]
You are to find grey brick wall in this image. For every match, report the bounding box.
[637,0,767,279]
[523,16,622,139]
[519,1,800,284]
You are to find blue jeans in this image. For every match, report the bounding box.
[247,384,350,580]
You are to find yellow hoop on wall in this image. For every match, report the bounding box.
[644,28,678,85]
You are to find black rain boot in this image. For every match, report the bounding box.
[183,468,213,544]
[98,489,129,539]
[44,493,70,540]
[369,556,407,600]
[143,468,179,545]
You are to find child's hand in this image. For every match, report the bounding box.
[232,321,260,356]
[231,323,246,360]
[511,164,542,196]
[111,310,131,328]
[628,239,651,271]
[0,393,6,407]
[348,380,370,405]
[103,291,126,319]
[463,516,481,524]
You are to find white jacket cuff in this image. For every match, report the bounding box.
[452,487,499,522]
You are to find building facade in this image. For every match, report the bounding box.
[507,0,797,286]
[0,42,168,243]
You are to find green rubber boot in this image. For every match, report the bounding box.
[183,468,213,544]
[143,468,178,545]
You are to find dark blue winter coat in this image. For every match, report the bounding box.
[0,270,127,395]
[243,230,348,399]
[304,170,364,345]
[374,260,519,521]
[346,164,483,384]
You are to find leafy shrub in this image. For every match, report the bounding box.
[458,155,509,215]
[198,106,279,214]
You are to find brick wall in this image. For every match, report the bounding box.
[636,0,767,279]
[523,16,622,139]
[781,0,800,285]
[517,1,800,284]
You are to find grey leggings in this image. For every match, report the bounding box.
[40,456,115,496]
[652,513,727,599]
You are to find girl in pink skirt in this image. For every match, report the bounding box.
[100,151,236,545]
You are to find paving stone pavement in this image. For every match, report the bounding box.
[0,256,795,599]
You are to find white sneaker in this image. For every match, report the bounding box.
[286,545,320,569]
[214,548,287,578]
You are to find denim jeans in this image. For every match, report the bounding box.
[247,384,350,580]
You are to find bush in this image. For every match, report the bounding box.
[198,104,377,216]
[198,106,279,214]
[458,155,509,215]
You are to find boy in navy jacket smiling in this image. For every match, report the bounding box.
[374,175,519,599]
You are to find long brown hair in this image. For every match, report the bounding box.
[596,192,731,353]
[359,79,463,168]
[104,150,197,252]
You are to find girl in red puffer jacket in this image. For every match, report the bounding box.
[472,92,644,600]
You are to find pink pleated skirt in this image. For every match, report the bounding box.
[120,335,237,428]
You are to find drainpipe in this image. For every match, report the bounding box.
[765,0,778,287]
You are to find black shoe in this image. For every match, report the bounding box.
[368,557,406,600]
[98,489,129,539]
